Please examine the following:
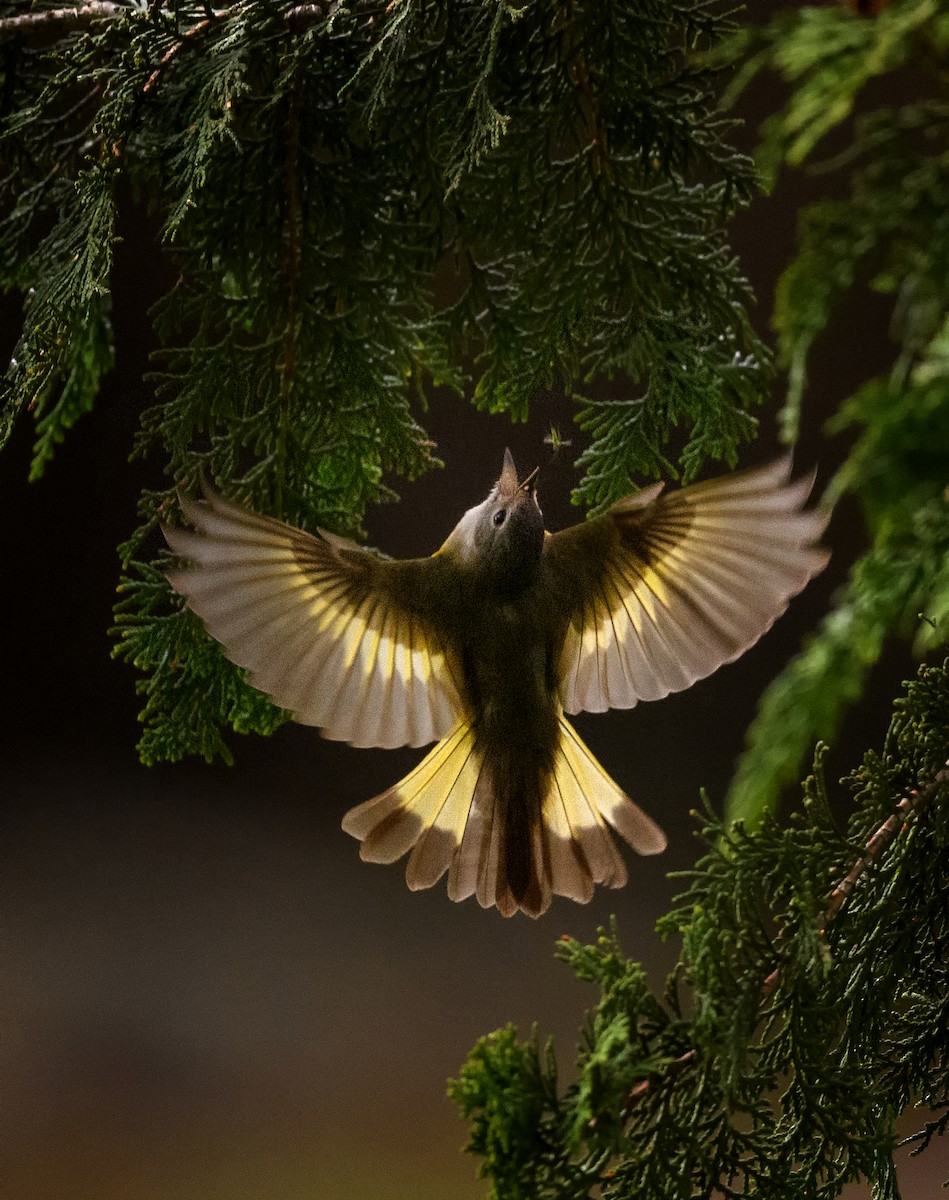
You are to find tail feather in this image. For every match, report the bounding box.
[558,719,667,856]
[550,744,628,890]
[446,770,490,904]
[540,789,596,904]
[342,719,475,864]
[405,735,481,890]
[476,788,506,914]
[341,715,665,917]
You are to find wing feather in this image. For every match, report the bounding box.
[164,485,465,748]
[606,558,694,695]
[551,736,627,887]
[347,600,387,747]
[544,457,829,714]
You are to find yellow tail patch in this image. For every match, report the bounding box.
[341,716,666,918]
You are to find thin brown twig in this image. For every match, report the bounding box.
[623,1050,697,1111]
[824,762,949,919]
[624,758,949,1111]
[561,0,611,180]
[142,12,223,95]
[761,758,949,999]
[272,68,303,513]
[280,74,303,392]
[0,1,335,41]
[0,2,127,37]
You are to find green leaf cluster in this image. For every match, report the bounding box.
[1,0,767,762]
[452,659,949,1199]
[719,0,949,825]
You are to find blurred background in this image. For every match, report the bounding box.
[2,42,945,1200]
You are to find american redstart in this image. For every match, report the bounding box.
[164,451,828,917]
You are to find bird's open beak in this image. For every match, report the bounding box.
[516,466,540,496]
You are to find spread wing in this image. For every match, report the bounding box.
[163,486,465,749]
[543,457,829,714]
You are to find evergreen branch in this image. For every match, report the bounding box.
[455,660,949,1197]
[0,3,128,38]
[0,1,343,43]
[822,757,949,925]
[142,11,225,96]
[631,754,949,1105]
[761,755,949,1000]
[712,2,949,834]
[275,65,304,509]
[728,442,949,829]
[561,0,611,180]
[623,1049,697,1111]
[3,1,777,755]
[898,1104,949,1156]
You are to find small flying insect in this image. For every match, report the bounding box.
[543,425,572,462]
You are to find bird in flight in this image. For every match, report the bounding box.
[164,451,828,917]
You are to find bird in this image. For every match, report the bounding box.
[163,450,829,918]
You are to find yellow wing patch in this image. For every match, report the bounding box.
[554,457,830,714]
[164,487,465,749]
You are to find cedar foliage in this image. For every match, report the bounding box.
[451,662,949,1199]
[1,0,765,765]
[3,4,949,1196]
[723,0,949,823]
[449,3,949,1195]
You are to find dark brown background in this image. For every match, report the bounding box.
[2,51,944,1200]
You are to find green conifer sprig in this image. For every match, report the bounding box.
[717,0,949,825]
[1,0,765,763]
[452,660,949,1200]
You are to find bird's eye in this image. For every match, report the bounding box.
[493,509,507,527]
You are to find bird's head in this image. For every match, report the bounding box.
[442,449,544,589]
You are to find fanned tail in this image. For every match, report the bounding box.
[342,719,483,893]
[341,716,666,918]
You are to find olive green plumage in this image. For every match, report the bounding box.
[164,450,828,917]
